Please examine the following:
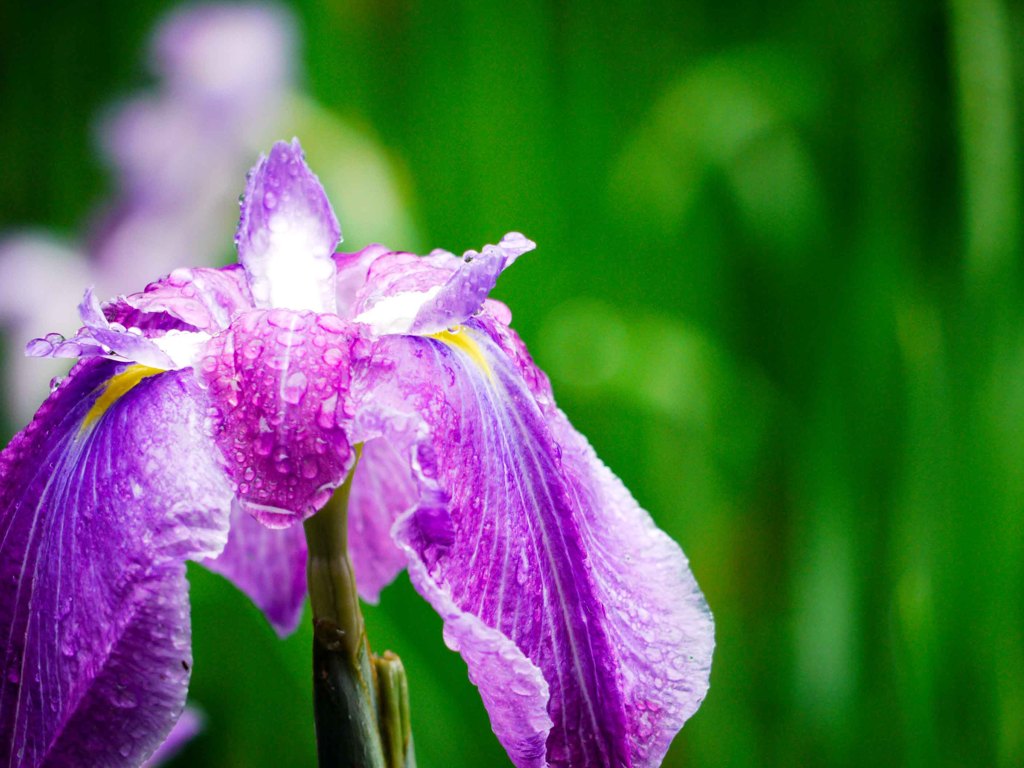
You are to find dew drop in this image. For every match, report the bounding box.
[282,371,308,404]
[322,348,344,366]
[255,432,275,457]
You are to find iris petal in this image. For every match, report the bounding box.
[0,358,232,767]
[199,308,355,527]
[347,437,418,603]
[236,139,341,313]
[350,232,535,336]
[203,500,308,635]
[116,264,254,333]
[350,318,713,767]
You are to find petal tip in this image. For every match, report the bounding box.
[236,139,342,311]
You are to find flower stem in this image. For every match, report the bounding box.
[303,446,415,768]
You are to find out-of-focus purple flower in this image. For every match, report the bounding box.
[92,3,297,296]
[0,3,413,423]
[0,4,294,424]
[0,140,713,767]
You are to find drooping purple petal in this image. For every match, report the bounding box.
[350,233,535,336]
[236,139,341,313]
[546,407,715,765]
[41,562,194,766]
[0,357,233,767]
[349,318,713,767]
[198,309,355,527]
[396,509,552,767]
[347,437,418,603]
[204,499,308,635]
[482,313,715,762]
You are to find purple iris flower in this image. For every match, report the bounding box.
[0,140,713,767]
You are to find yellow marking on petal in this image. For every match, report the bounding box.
[428,326,492,379]
[80,364,165,432]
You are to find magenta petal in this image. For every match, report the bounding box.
[347,437,417,603]
[350,233,535,336]
[77,288,177,368]
[236,139,341,312]
[408,232,534,334]
[199,309,355,527]
[0,358,232,767]
[204,500,308,635]
[350,320,712,767]
[396,509,552,767]
[116,264,254,332]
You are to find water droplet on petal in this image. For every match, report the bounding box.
[282,371,308,404]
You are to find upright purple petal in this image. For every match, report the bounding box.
[204,500,308,635]
[198,309,355,527]
[350,233,535,336]
[0,358,233,767]
[349,319,712,767]
[332,243,390,319]
[236,139,341,312]
[408,232,533,334]
[24,265,251,373]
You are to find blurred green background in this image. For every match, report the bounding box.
[2,0,1023,766]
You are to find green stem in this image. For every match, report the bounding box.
[303,446,416,768]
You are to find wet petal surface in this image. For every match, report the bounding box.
[236,139,340,313]
[199,308,355,527]
[0,358,233,767]
[350,233,534,336]
[115,264,254,333]
[350,318,713,767]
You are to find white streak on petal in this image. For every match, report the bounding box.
[151,330,211,370]
[353,286,442,336]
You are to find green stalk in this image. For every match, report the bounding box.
[303,446,415,768]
